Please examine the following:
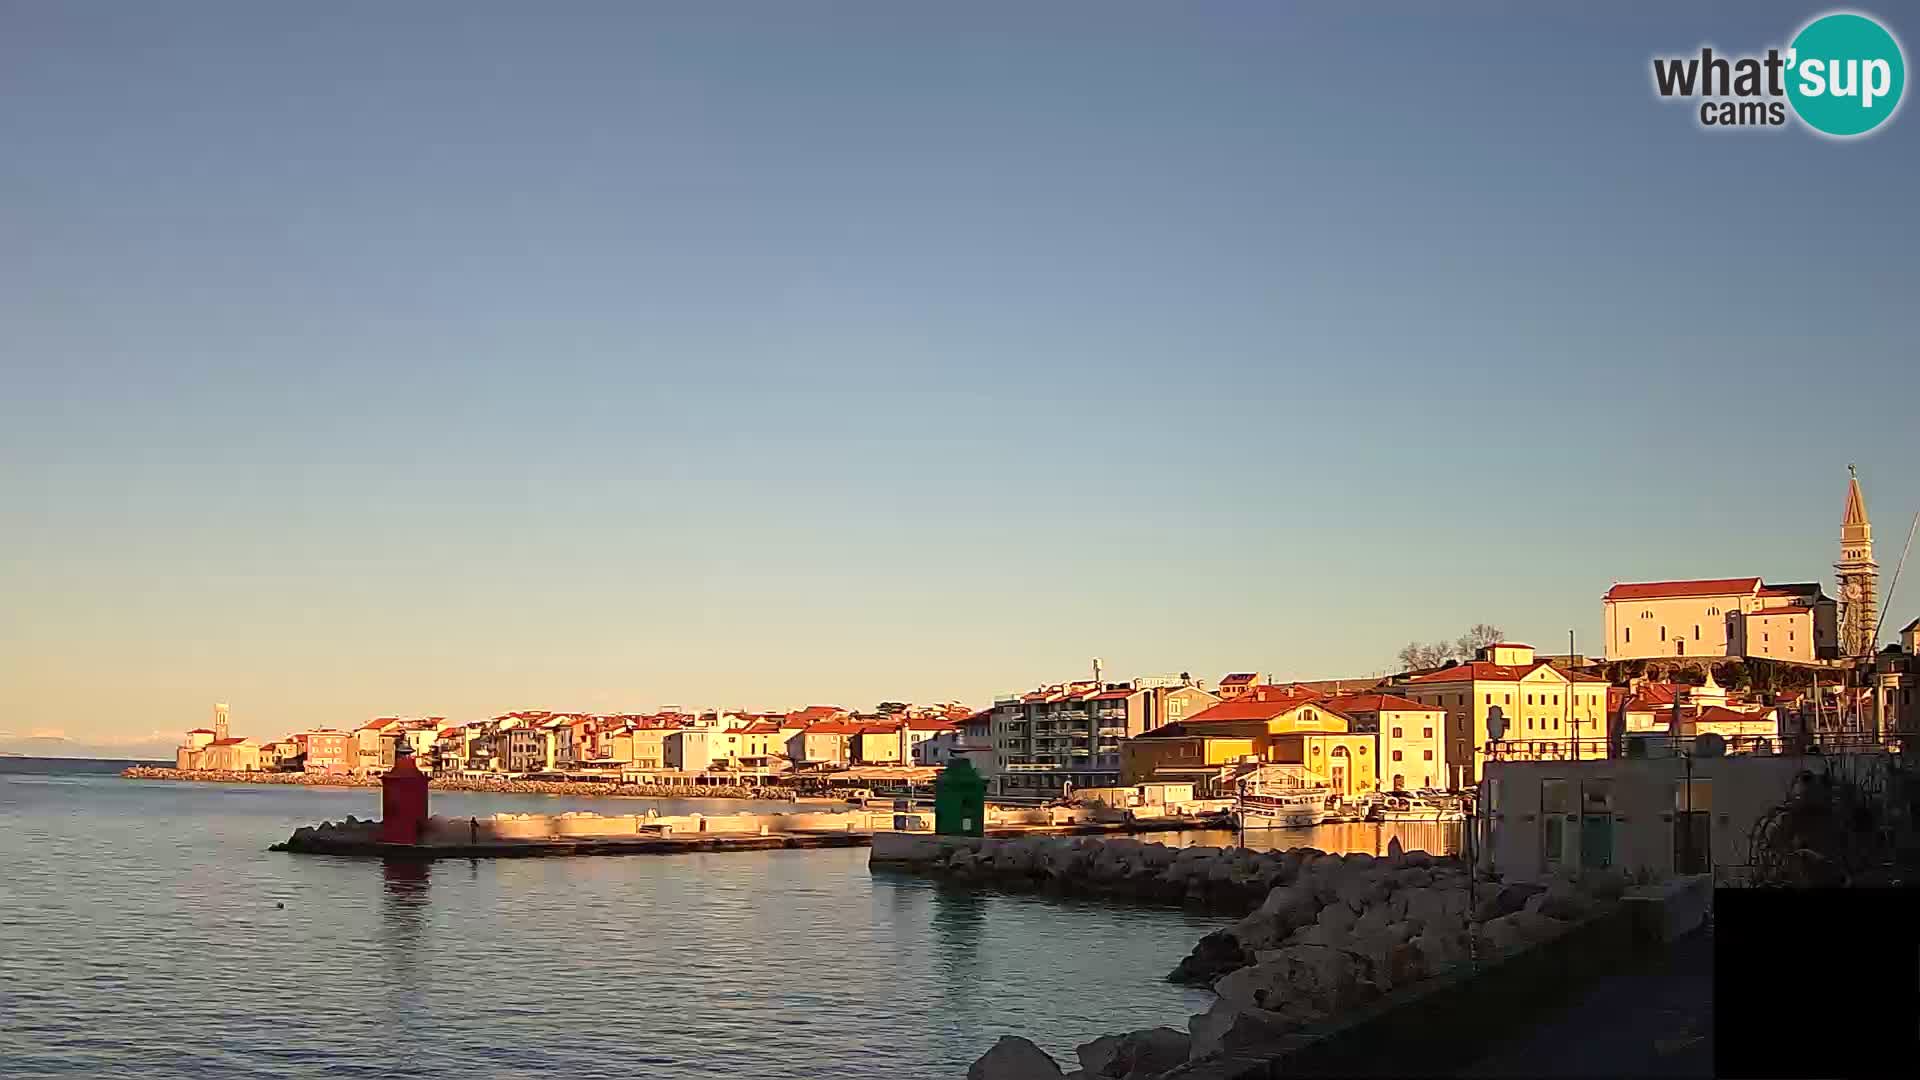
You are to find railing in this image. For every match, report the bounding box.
[1484,738,1613,762]
[1485,732,1901,762]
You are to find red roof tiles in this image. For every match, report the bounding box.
[1323,692,1445,715]
[1184,689,1328,724]
[1604,578,1760,601]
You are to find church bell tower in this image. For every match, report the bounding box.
[1836,465,1879,657]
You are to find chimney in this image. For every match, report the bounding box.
[1093,657,1104,686]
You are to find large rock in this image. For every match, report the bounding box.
[1527,883,1596,922]
[1216,943,1363,1025]
[1187,998,1290,1061]
[969,1036,1063,1080]
[1166,928,1248,985]
[1401,886,1468,932]
[1411,929,1469,974]
[1076,1026,1190,1078]
[1495,882,1545,917]
[1482,910,1567,955]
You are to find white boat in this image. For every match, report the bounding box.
[1372,790,1466,823]
[1232,764,1331,828]
[1235,789,1330,828]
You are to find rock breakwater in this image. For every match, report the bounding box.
[877,835,1628,1079]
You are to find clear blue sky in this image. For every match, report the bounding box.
[4,2,1917,745]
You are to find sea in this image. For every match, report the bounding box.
[0,757,1457,1079]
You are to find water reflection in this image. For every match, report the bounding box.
[380,859,431,1020]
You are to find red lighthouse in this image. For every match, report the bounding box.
[379,740,430,845]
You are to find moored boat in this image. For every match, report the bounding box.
[1371,789,1466,823]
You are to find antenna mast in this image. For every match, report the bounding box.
[1871,511,1920,646]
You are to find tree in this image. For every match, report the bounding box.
[1455,623,1506,660]
[1396,641,1455,672]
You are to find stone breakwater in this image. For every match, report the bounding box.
[120,766,766,801]
[870,834,1625,1080]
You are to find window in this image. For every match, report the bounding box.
[1626,628,1632,643]
[1542,779,1572,868]
[1694,625,1700,640]
[1660,626,1667,641]
[1485,694,1492,704]
[1392,750,1403,761]
[1707,606,1720,616]
[1527,718,1535,730]
[1505,694,1511,704]
[1423,726,1433,738]
[1527,694,1534,705]
[1553,694,1560,705]
[1423,749,1434,760]
[1391,726,1403,738]
[1553,718,1560,730]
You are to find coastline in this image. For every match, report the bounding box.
[120,765,776,801]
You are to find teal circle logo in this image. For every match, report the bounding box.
[1786,12,1906,137]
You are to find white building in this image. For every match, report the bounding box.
[1478,750,1891,884]
[1603,578,1837,661]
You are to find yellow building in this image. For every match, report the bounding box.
[1398,643,1610,786]
[1323,693,1448,792]
[1121,686,1376,797]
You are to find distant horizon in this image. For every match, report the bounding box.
[6,2,1916,744]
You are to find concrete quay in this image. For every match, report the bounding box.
[271,808,1235,860]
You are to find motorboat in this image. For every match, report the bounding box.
[1371,789,1466,823]
[1234,788,1331,828]
[1232,764,1331,828]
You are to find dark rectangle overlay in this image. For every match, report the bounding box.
[1716,889,1920,1079]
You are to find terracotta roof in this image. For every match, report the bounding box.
[1746,606,1811,616]
[359,717,400,731]
[1407,662,1532,683]
[208,738,251,747]
[804,721,862,736]
[744,721,782,735]
[1091,689,1134,701]
[1323,692,1445,715]
[185,728,215,735]
[857,723,902,736]
[1408,661,1607,685]
[1183,688,1329,724]
[904,718,959,732]
[1604,578,1760,601]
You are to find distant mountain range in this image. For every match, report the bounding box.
[0,733,177,762]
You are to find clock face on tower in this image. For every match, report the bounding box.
[1844,581,1862,601]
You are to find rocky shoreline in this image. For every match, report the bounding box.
[871,834,1625,1079]
[119,766,771,801]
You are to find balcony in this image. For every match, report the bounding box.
[1097,727,1127,738]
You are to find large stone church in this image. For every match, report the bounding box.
[1603,469,1882,662]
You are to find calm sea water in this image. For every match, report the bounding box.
[0,758,1456,1079]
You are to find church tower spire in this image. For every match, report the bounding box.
[1836,465,1879,656]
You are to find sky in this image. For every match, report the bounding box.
[4,2,1918,747]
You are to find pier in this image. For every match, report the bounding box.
[270,806,1235,860]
